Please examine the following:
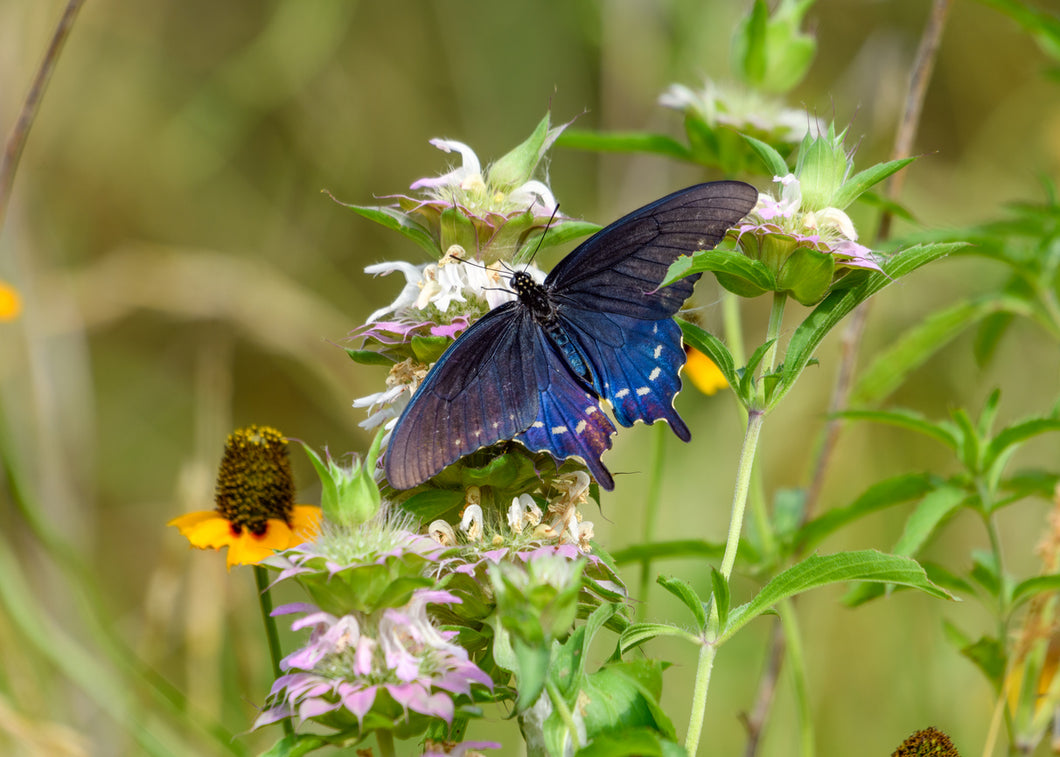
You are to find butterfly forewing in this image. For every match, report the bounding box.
[545,181,760,319]
[384,303,543,490]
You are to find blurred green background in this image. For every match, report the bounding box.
[1,0,1059,755]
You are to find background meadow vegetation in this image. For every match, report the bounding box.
[1,0,1059,755]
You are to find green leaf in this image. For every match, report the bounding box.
[557,129,692,161]
[575,730,684,757]
[741,133,791,178]
[619,623,700,656]
[580,661,677,745]
[892,485,968,556]
[1012,573,1060,608]
[721,551,952,642]
[710,568,730,629]
[951,408,982,473]
[795,473,940,551]
[772,242,966,409]
[984,418,1060,478]
[849,296,1029,406]
[610,538,727,566]
[344,347,395,367]
[332,200,438,258]
[832,157,916,210]
[740,339,776,402]
[921,561,976,597]
[973,311,1015,367]
[970,551,1002,598]
[260,733,331,757]
[410,334,451,364]
[979,389,1003,441]
[662,248,775,292]
[837,408,960,451]
[658,575,708,631]
[676,321,739,396]
[397,488,464,522]
[776,246,835,305]
[514,640,552,713]
[959,635,1007,689]
[515,220,601,264]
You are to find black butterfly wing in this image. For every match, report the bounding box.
[385,302,543,490]
[512,327,619,489]
[545,181,760,320]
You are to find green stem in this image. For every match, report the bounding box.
[637,423,669,619]
[723,290,747,366]
[254,565,292,737]
[546,677,582,752]
[778,600,815,757]
[762,291,787,379]
[685,408,766,754]
[376,728,396,757]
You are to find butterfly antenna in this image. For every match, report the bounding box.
[521,203,561,269]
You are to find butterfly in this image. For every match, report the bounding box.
[384,181,759,491]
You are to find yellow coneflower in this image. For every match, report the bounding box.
[169,426,321,568]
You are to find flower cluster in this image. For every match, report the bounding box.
[255,590,493,737]
[721,122,910,305]
[345,116,575,448]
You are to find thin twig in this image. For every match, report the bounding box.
[0,0,87,236]
[740,620,786,757]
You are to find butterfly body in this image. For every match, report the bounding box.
[384,181,759,491]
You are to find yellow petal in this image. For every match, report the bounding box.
[685,348,729,396]
[0,281,22,322]
[290,505,323,543]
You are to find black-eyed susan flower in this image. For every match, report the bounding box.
[169,426,321,568]
[0,279,22,322]
[890,727,960,757]
[684,346,729,396]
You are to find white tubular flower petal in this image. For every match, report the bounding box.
[429,520,457,546]
[460,504,483,542]
[363,261,427,322]
[509,180,558,214]
[813,207,859,241]
[410,139,483,190]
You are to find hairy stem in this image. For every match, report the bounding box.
[637,423,669,619]
[686,407,765,754]
[255,565,293,737]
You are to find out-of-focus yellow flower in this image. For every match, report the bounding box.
[684,346,728,395]
[169,426,321,568]
[1004,484,1060,752]
[0,280,22,321]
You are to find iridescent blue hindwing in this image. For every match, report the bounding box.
[553,305,690,439]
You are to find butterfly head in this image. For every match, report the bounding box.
[510,270,554,320]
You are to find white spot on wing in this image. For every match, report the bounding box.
[585,405,598,414]
[531,421,545,429]
[551,425,568,434]
[615,388,630,399]
[575,420,587,434]
[649,367,662,381]
[653,344,663,359]
[636,387,651,396]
